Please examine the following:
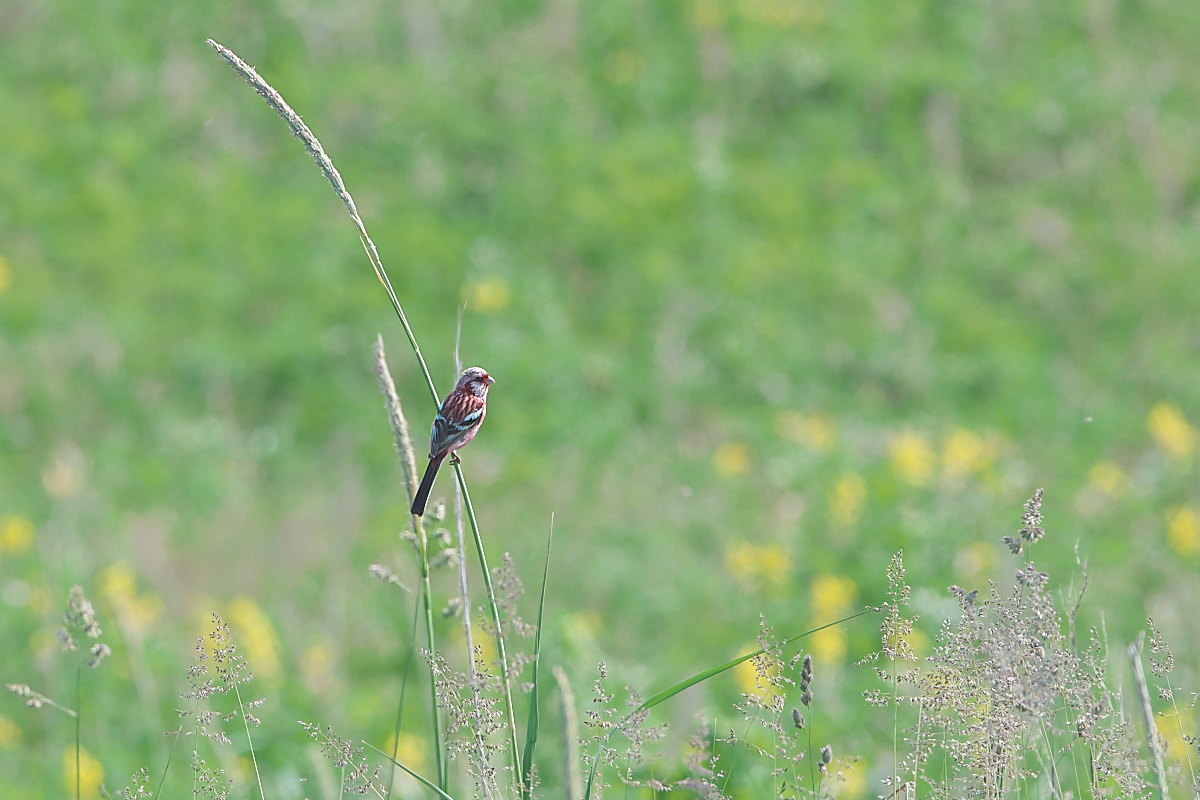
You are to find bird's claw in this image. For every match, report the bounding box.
[449,453,462,465]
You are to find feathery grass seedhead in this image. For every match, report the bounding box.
[300,721,386,797]
[859,492,1162,799]
[1146,617,1174,678]
[58,585,105,653]
[367,563,408,590]
[799,653,814,707]
[87,643,112,669]
[190,751,231,800]
[6,683,75,716]
[373,335,420,503]
[179,614,265,750]
[110,766,155,799]
[1003,488,1046,555]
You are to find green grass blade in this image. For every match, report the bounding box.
[581,607,874,800]
[365,741,460,800]
[520,515,554,798]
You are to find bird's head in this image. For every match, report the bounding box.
[456,366,495,396]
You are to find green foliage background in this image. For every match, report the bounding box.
[2,0,1198,796]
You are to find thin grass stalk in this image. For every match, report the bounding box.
[155,725,184,798]
[74,665,81,800]
[209,41,518,787]
[416,513,447,788]
[205,40,439,407]
[520,516,553,798]
[375,337,447,788]
[1165,676,1198,792]
[552,666,583,800]
[1129,634,1169,800]
[233,682,266,800]
[386,597,423,799]
[1036,719,1062,800]
[452,309,502,799]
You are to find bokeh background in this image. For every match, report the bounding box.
[3,0,1199,796]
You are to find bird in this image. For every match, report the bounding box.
[410,366,495,516]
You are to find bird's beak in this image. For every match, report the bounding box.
[486,375,496,385]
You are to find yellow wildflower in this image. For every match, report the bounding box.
[738,0,825,28]
[1156,708,1195,762]
[809,575,858,667]
[724,541,791,588]
[0,516,34,554]
[604,49,642,85]
[451,621,499,670]
[834,756,867,797]
[100,562,162,634]
[809,626,846,665]
[713,441,751,478]
[732,646,783,704]
[0,255,10,293]
[384,731,429,776]
[886,627,930,661]
[1088,461,1130,498]
[301,641,336,695]
[1148,402,1196,459]
[688,0,727,30]
[227,598,281,681]
[1167,507,1200,556]
[42,444,85,498]
[828,472,866,527]
[775,411,837,453]
[0,716,21,749]
[101,562,136,603]
[942,428,997,478]
[28,586,53,615]
[954,542,995,577]
[889,432,935,486]
[465,277,511,313]
[63,745,104,798]
[811,574,858,615]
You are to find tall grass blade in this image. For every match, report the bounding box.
[1129,633,1169,800]
[520,515,554,798]
[553,666,583,800]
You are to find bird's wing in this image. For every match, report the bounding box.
[429,393,485,457]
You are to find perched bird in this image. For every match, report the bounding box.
[410,366,495,516]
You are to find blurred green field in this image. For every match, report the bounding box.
[2,0,1199,796]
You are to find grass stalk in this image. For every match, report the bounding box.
[1129,634,1168,800]
[155,725,184,798]
[74,665,81,800]
[233,682,267,800]
[520,516,554,798]
[553,666,583,800]
[209,41,520,788]
[374,336,447,788]
[386,596,423,799]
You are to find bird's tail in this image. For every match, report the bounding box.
[411,455,445,516]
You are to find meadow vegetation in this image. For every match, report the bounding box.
[2,0,1199,797]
